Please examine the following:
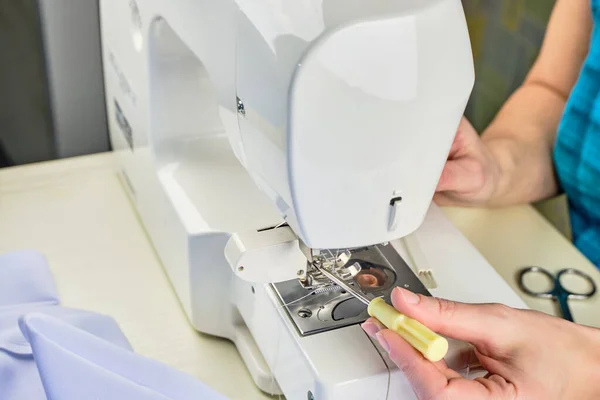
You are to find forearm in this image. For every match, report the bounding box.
[476,0,591,207]
[480,82,567,206]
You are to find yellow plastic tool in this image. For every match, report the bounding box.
[316,264,448,362]
[367,297,448,362]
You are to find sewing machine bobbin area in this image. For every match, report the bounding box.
[274,244,429,336]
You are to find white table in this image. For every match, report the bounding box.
[443,206,600,328]
[1,153,598,400]
[0,153,271,400]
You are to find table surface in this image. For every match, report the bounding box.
[1,153,599,400]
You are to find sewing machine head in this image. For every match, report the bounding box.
[222,0,474,287]
[231,2,474,252]
[101,1,508,398]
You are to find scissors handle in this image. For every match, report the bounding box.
[518,266,597,323]
[518,266,597,298]
[556,268,597,299]
[517,266,555,298]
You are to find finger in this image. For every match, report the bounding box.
[376,329,450,400]
[365,318,452,374]
[361,317,384,338]
[390,287,518,350]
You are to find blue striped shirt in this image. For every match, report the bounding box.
[554,0,600,269]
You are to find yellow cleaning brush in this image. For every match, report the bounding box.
[317,265,448,362]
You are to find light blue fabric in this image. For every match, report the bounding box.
[553,0,600,269]
[20,314,228,400]
[1,305,132,400]
[0,250,59,308]
[0,250,133,400]
[0,250,229,400]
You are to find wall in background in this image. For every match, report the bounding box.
[38,0,108,159]
[462,0,555,133]
[0,0,108,167]
[0,0,55,166]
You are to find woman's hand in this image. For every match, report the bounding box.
[361,287,600,400]
[434,118,502,207]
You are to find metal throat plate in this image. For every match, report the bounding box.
[272,243,430,336]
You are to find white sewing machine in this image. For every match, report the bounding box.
[99,1,527,398]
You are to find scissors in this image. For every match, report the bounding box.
[518,266,597,322]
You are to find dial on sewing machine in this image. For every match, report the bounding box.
[100,0,528,399]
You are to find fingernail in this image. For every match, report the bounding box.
[376,332,390,353]
[395,287,420,304]
[361,322,381,338]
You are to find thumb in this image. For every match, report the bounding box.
[390,287,518,350]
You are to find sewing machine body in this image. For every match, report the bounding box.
[100,1,527,398]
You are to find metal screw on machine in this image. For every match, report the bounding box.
[237,97,245,116]
[298,309,312,318]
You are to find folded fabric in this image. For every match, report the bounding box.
[0,251,132,400]
[0,306,132,400]
[0,250,228,400]
[0,250,59,309]
[20,314,228,400]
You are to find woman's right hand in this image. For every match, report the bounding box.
[434,117,503,207]
[361,288,600,400]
